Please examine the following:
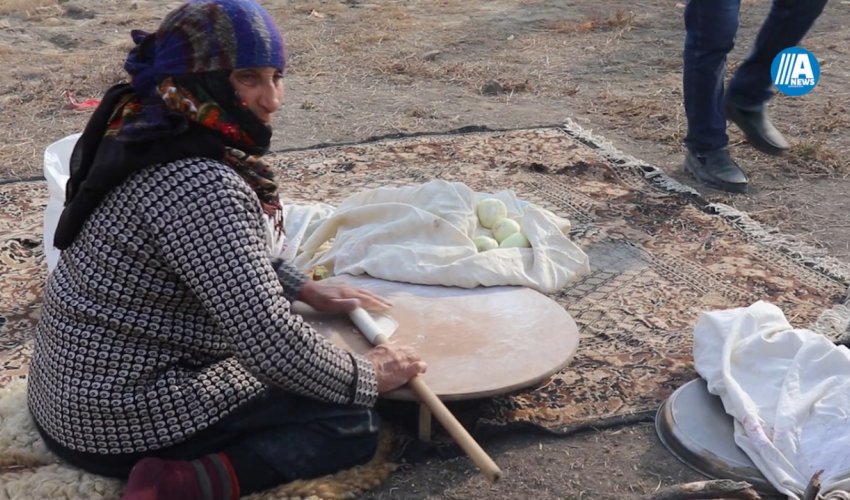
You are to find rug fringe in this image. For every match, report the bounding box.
[559,119,850,290]
[706,203,850,284]
[560,119,701,196]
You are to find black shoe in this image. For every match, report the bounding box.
[683,149,748,193]
[724,100,789,156]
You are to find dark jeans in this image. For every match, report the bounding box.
[37,387,380,495]
[683,0,827,153]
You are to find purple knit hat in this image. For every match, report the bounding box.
[125,0,286,96]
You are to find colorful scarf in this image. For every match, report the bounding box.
[55,73,284,250]
[54,0,287,250]
[106,75,282,216]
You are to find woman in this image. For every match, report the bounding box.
[26,1,426,498]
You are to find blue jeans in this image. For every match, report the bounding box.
[38,387,380,495]
[683,0,827,153]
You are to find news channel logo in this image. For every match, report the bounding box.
[771,47,820,96]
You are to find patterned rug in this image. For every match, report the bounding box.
[264,122,850,434]
[1,122,849,497]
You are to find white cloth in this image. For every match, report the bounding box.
[694,301,850,499]
[276,202,335,261]
[287,179,590,293]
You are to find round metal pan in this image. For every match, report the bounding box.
[655,378,778,495]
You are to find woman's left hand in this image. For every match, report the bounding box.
[297,280,392,313]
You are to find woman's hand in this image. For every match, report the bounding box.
[297,280,392,313]
[365,344,427,393]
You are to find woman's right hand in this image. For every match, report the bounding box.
[364,344,427,393]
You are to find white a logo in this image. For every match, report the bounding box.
[774,53,815,86]
[771,47,819,95]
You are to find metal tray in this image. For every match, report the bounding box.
[655,378,778,494]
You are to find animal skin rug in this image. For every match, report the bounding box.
[0,381,396,500]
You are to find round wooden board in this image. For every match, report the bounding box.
[295,275,579,401]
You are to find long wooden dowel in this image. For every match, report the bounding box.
[349,308,502,482]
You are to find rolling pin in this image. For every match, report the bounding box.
[349,307,502,482]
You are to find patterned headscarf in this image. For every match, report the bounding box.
[55,0,287,250]
[125,0,285,98]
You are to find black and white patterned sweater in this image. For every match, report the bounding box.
[28,157,378,455]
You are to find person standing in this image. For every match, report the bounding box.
[682,0,828,193]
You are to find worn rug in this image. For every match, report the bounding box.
[262,122,850,434]
[2,122,850,498]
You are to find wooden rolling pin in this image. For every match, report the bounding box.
[349,307,502,482]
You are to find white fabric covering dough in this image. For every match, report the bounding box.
[694,301,850,499]
[285,179,590,293]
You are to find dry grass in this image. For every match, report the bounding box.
[0,0,57,17]
[810,100,850,133]
[0,44,125,178]
[592,91,685,146]
[331,6,413,49]
[335,29,400,47]
[405,105,439,119]
[290,2,348,18]
[499,79,533,93]
[544,10,638,34]
[788,138,850,175]
[375,58,486,86]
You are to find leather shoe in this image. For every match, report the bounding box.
[724,100,789,156]
[683,149,748,193]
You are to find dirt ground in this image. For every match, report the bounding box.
[1,0,849,498]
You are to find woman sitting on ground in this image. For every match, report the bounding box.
[27,1,426,498]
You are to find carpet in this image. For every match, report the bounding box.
[1,122,849,497]
[263,121,850,434]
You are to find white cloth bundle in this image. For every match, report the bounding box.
[282,179,590,293]
[694,301,850,499]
